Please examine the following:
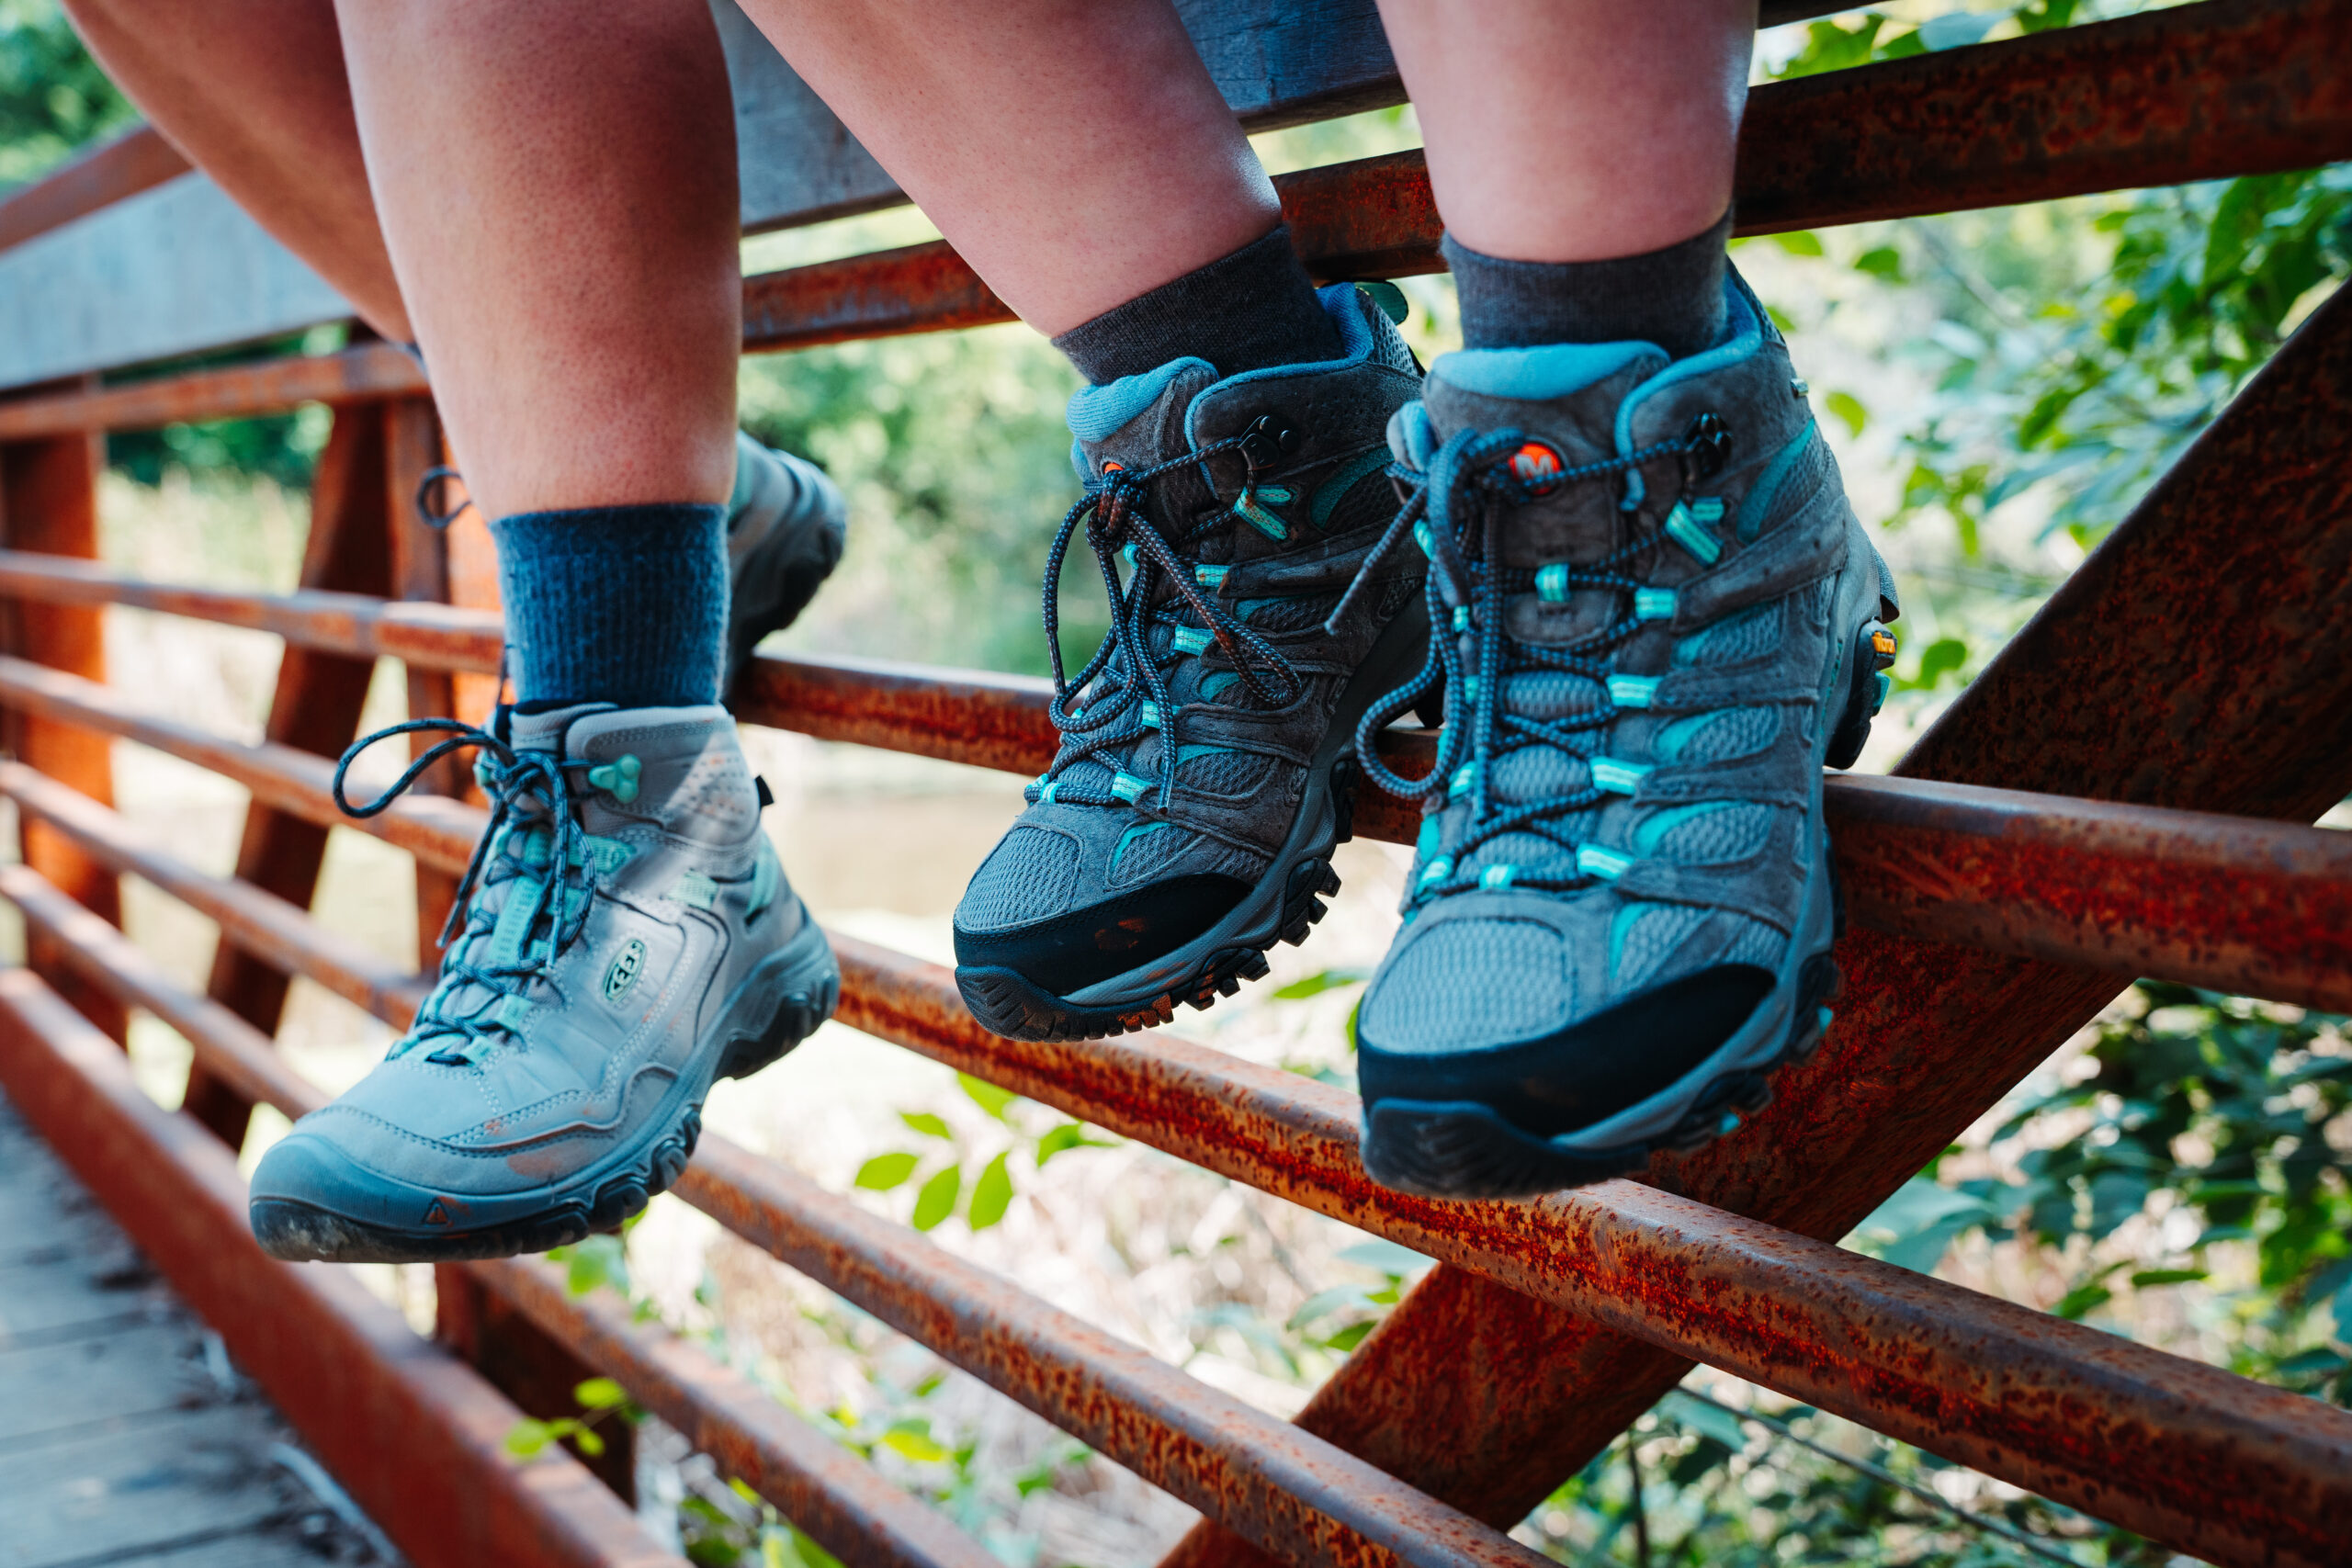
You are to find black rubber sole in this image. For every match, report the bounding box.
[958,854,1345,1042]
[249,973,839,1264]
[1361,950,1842,1199]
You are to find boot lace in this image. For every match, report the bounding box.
[1034,431,1308,813]
[1339,415,1723,905]
[334,716,605,1064]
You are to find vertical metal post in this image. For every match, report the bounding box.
[0,407,127,1043]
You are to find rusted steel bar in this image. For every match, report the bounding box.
[0,343,427,441]
[5,857,1001,1568]
[0,547,503,668]
[0,124,190,256]
[0,760,431,1026]
[0,964,682,1568]
[1828,773,2352,1012]
[475,1258,1001,1568]
[1169,218,2352,1568]
[6,565,2346,1012]
[1,420,130,1043]
[0,654,479,874]
[18,668,2347,1553]
[824,931,2352,1554]
[0,862,325,1119]
[680,1136,1551,1568]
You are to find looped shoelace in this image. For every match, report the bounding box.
[1340,421,1713,903]
[334,716,601,1063]
[1036,433,1308,812]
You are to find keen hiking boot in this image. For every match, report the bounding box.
[724,430,848,700]
[955,284,1426,1041]
[249,703,839,1262]
[1350,271,1898,1198]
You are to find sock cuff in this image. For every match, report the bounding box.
[490,502,728,711]
[1052,223,1342,385]
[1443,210,1734,359]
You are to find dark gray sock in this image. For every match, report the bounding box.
[1444,210,1733,359]
[1052,224,1342,384]
[490,502,729,710]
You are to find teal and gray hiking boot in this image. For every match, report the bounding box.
[954,285,1426,1041]
[1350,272,1898,1198]
[725,430,848,698]
[250,703,839,1262]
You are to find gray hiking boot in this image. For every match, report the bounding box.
[1351,271,1899,1197]
[725,430,848,699]
[250,703,839,1261]
[953,284,1427,1041]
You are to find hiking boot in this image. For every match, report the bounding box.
[249,703,839,1262]
[954,284,1426,1041]
[1351,271,1899,1198]
[724,430,848,699]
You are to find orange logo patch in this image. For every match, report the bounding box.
[1509,441,1566,494]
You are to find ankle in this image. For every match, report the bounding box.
[1051,224,1342,384]
[490,502,728,710]
[1443,210,1733,359]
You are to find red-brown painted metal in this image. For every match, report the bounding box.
[733,650,1055,774]
[0,124,190,256]
[14,713,2339,1564]
[0,760,432,1026]
[1829,773,2352,1012]
[823,932,2352,1562]
[0,964,682,1568]
[0,653,481,874]
[679,1135,1552,1568]
[0,343,428,440]
[477,1258,1003,1568]
[1159,235,2352,1568]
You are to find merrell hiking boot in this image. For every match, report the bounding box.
[724,430,848,698]
[250,703,839,1262]
[954,284,1426,1041]
[1351,271,1899,1198]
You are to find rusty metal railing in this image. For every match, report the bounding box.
[2,5,2351,1567]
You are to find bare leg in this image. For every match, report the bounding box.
[736,0,1279,338]
[62,0,741,523]
[1374,0,1755,262]
[61,0,410,339]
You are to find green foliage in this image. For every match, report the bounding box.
[0,0,134,188]
[854,1080,1119,1235]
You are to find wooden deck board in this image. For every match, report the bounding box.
[0,1089,397,1567]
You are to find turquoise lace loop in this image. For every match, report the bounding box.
[1343,418,1717,906]
[334,715,606,1064]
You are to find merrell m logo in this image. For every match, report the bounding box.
[604,938,647,1003]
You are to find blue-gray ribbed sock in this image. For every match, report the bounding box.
[1443,211,1733,359]
[490,502,728,710]
[1051,224,1341,384]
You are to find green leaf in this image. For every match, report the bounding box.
[2129,1268,2208,1289]
[1824,390,1868,439]
[505,1418,554,1457]
[956,1072,1017,1122]
[1272,967,1370,1000]
[1036,1121,1117,1166]
[574,1377,630,1410]
[1770,230,1826,257]
[571,1426,605,1458]
[1658,1389,1751,1454]
[1336,1238,1431,1277]
[880,1419,953,1463]
[898,1111,954,1140]
[1852,245,1905,282]
[854,1152,921,1191]
[1321,1321,1375,1352]
[911,1164,961,1231]
[967,1150,1014,1230]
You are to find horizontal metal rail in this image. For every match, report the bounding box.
[0,863,1000,1568]
[6,0,2348,437]
[9,758,2346,1562]
[0,960,681,1568]
[0,856,1553,1568]
[6,574,2348,1009]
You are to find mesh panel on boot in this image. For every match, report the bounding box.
[1645,802,1772,864]
[1674,601,1781,668]
[1179,748,1276,797]
[1613,902,1709,990]
[958,827,1080,931]
[1363,918,1572,1052]
[1657,706,1780,765]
